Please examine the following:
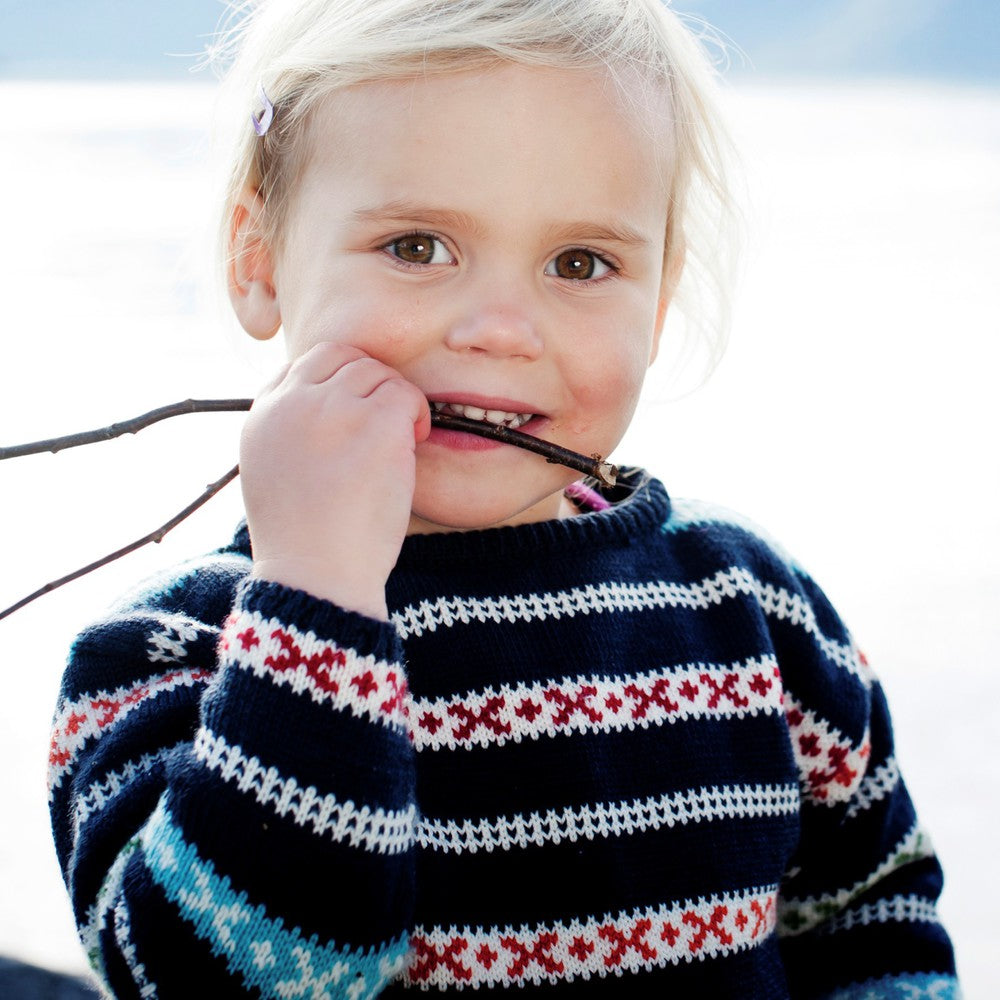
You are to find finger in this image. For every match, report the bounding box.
[286,341,369,386]
[328,356,409,397]
[282,342,430,436]
[368,376,432,440]
[413,401,432,442]
[249,362,292,409]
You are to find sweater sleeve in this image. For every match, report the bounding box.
[47,557,416,998]
[768,567,960,999]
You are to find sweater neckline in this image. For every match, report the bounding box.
[231,469,668,568]
[398,469,667,567]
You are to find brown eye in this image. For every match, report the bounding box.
[546,249,611,281]
[387,233,452,265]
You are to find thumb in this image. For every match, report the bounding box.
[413,396,432,443]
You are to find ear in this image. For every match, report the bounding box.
[227,187,281,341]
[648,294,669,366]
[648,239,686,366]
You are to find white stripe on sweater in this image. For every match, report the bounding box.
[783,694,871,805]
[418,783,800,854]
[144,613,209,665]
[49,667,211,796]
[845,757,901,819]
[408,886,779,988]
[391,568,869,683]
[411,655,783,751]
[196,729,797,859]
[79,833,141,984]
[220,609,409,731]
[818,894,943,936]
[196,731,799,860]
[73,745,181,844]
[778,823,934,935]
[194,728,417,856]
[113,898,158,999]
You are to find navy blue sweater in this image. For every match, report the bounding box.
[48,473,958,997]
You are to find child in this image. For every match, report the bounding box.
[48,0,959,996]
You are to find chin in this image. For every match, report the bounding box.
[408,485,568,534]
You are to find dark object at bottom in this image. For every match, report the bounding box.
[0,956,101,999]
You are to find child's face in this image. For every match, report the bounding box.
[241,63,672,532]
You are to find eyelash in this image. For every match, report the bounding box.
[545,248,619,284]
[379,231,620,283]
[380,231,454,269]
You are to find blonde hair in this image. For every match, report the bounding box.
[209,0,740,368]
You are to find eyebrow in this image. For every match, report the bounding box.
[543,221,652,248]
[352,200,652,248]
[351,201,486,236]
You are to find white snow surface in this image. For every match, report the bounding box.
[0,80,996,994]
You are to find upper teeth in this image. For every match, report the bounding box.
[433,401,534,429]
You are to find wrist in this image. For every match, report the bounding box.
[250,558,389,622]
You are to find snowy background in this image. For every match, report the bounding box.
[0,1,997,996]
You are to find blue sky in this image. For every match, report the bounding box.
[1,0,997,80]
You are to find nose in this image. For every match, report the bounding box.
[444,298,544,361]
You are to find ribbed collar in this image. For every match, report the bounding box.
[230,469,669,570]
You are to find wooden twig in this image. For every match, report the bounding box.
[0,400,617,621]
[0,399,616,484]
[0,398,253,461]
[430,412,618,486]
[0,465,240,622]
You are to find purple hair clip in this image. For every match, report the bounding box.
[251,83,274,137]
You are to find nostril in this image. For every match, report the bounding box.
[445,309,543,359]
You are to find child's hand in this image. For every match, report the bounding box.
[240,342,431,621]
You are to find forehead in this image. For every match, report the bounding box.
[291,63,673,237]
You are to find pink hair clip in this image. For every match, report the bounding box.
[251,83,274,137]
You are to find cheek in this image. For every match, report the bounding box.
[283,296,426,363]
[573,337,651,406]
[561,338,651,437]
[564,292,661,413]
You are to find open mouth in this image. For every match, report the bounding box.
[431,401,536,430]
[427,403,619,487]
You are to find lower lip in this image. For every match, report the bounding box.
[425,416,546,452]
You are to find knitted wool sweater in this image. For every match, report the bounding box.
[48,473,958,998]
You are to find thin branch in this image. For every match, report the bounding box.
[430,412,618,486]
[0,398,253,461]
[0,465,240,622]
[0,400,618,621]
[1,399,617,484]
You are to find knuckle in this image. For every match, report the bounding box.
[375,375,422,402]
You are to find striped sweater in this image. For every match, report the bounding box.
[48,473,958,997]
